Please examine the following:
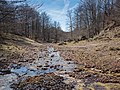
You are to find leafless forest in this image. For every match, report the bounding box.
[1,0,120,42]
[0,0,120,90]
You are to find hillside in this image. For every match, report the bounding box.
[0,33,44,70]
[53,26,120,90]
[56,26,120,73]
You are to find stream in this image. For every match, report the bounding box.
[0,47,78,90]
[0,47,119,90]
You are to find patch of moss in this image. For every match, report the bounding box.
[93,82,120,90]
[93,82,110,90]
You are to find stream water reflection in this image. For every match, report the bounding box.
[0,47,78,90]
[11,47,77,76]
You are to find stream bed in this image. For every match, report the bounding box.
[0,47,119,90]
[0,47,78,90]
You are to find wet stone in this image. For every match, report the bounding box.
[0,47,78,90]
[66,59,72,61]
[93,84,107,90]
[41,68,48,70]
[37,65,42,67]
[0,69,11,75]
[11,73,73,90]
[73,68,84,72]
[44,65,49,67]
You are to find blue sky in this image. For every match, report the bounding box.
[28,0,80,31]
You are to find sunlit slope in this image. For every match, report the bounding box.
[0,33,42,70]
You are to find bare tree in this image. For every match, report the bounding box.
[0,0,66,42]
[72,0,117,39]
[67,10,74,39]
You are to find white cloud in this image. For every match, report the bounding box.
[70,3,79,10]
[47,9,67,31]
[63,0,70,13]
[44,0,78,31]
[47,0,70,31]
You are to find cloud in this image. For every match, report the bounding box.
[63,0,70,13]
[70,3,79,10]
[59,0,70,31]
[42,0,78,31]
[47,0,70,31]
[47,9,67,31]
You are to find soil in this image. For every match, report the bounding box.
[0,31,120,90]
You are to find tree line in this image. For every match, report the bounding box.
[1,0,120,43]
[0,0,65,43]
[67,0,120,39]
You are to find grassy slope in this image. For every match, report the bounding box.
[0,33,43,69]
[53,26,120,89]
[56,26,120,72]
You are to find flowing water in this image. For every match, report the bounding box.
[1,47,119,90]
[0,47,78,90]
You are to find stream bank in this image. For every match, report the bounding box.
[0,46,120,90]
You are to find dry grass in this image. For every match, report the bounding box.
[0,33,43,69]
[54,32,120,89]
[54,26,120,74]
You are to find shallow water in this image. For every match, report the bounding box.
[1,47,119,90]
[0,74,17,90]
[10,48,77,76]
[0,47,78,90]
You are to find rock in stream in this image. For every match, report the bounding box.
[0,47,78,90]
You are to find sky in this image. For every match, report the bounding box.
[28,0,80,31]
